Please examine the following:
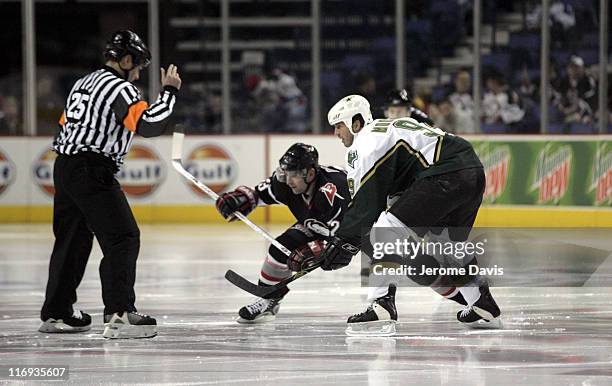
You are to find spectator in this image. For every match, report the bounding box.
[482,71,525,126]
[0,96,20,135]
[518,67,538,102]
[429,97,474,134]
[556,55,597,124]
[249,73,281,132]
[516,68,542,132]
[249,68,307,133]
[527,0,576,48]
[271,68,307,133]
[448,69,474,125]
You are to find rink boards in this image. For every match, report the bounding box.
[0,134,611,226]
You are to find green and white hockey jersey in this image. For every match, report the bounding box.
[337,117,483,246]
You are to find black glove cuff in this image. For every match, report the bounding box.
[331,236,360,255]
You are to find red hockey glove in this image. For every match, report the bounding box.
[287,240,325,272]
[215,186,258,221]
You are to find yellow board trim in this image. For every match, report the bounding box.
[1,205,611,227]
[0,206,266,224]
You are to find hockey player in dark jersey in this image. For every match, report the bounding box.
[383,88,434,125]
[216,143,349,323]
[322,95,502,335]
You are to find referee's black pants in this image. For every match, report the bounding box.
[41,153,140,320]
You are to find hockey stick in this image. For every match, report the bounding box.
[225,261,321,299]
[171,131,291,256]
[172,131,320,296]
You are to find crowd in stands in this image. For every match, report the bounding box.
[422,53,608,135]
[1,0,608,135]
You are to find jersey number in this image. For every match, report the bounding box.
[393,118,444,138]
[66,91,90,122]
[373,118,445,138]
[257,179,271,191]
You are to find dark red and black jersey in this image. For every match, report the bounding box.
[255,165,349,238]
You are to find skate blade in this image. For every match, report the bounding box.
[38,321,90,333]
[236,314,276,324]
[473,306,500,322]
[345,320,397,337]
[461,317,503,329]
[103,324,157,339]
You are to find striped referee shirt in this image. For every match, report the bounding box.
[53,66,177,169]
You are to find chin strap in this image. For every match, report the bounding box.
[118,62,136,80]
[302,169,318,199]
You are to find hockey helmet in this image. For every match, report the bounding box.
[385,89,412,108]
[104,30,151,68]
[327,95,373,135]
[276,143,319,183]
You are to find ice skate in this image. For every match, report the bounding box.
[457,284,502,329]
[346,285,398,336]
[103,311,157,339]
[237,297,282,324]
[39,310,91,333]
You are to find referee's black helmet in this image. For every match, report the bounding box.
[385,89,412,108]
[104,30,151,68]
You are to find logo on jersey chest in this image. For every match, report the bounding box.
[348,150,358,168]
[319,182,338,206]
[304,218,340,237]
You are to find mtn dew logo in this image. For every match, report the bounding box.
[477,144,511,203]
[531,144,572,204]
[589,143,612,206]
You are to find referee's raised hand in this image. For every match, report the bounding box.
[161,64,182,90]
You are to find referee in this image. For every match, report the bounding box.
[39,30,181,339]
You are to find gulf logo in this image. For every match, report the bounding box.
[116,144,165,197]
[184,144,237,196]
[32,149,57,196]
[0,148,15,195]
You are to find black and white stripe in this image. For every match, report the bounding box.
[53,67,176,168]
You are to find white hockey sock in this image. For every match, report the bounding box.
[459,286,480,306]
[367,285,390,303]
[259,254,291,285]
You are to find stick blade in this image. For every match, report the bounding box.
[224,270,289,299]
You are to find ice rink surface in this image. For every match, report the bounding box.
[1,224,612,385]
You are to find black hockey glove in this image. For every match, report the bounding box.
[288,240,325,272]
[215,186,258,222]
[320,236,360,271]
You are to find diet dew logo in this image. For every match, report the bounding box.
[531,145,572,204]
[478,144,511,203]
[589,143,612,206]
[0,148,16,195]
[184,144,237,196]
[32,149,57,196]
[117,144,166,198]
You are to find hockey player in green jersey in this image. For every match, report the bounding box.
[321,94,502,335]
